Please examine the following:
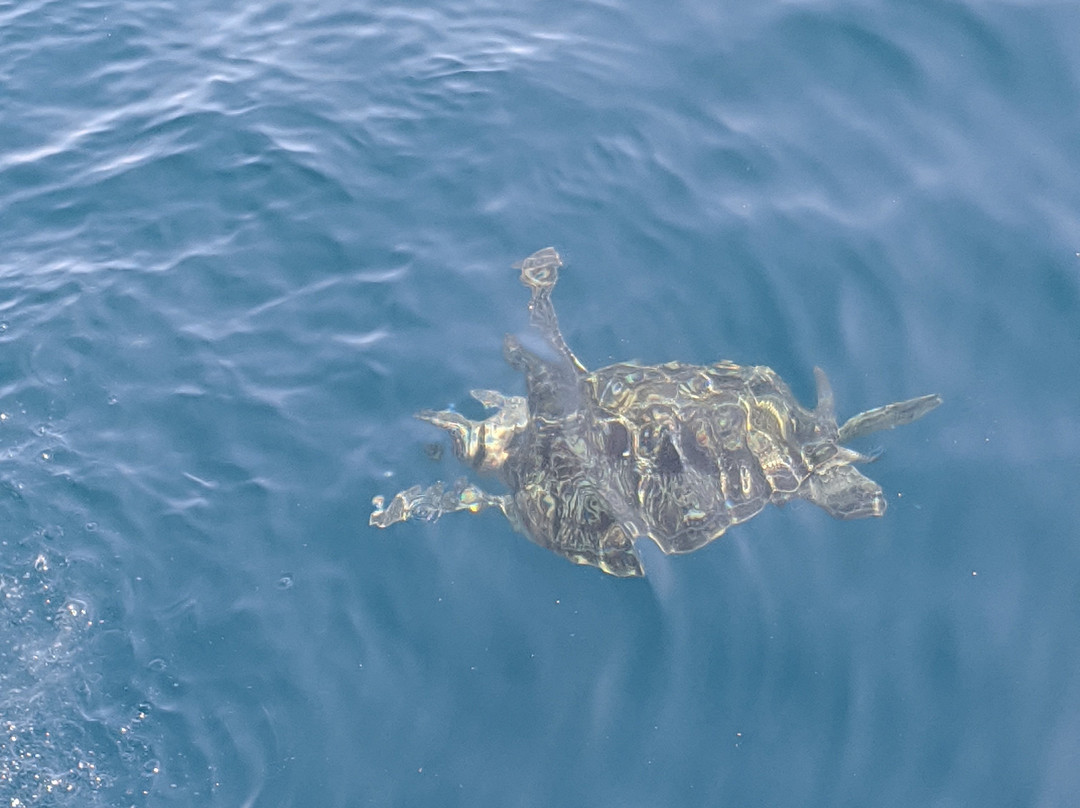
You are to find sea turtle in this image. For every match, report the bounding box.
[370,248,941,577]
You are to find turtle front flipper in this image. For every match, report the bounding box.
[838,394,942,443]
[514,247,588,376]
[370,479,511,527]
[503,333,583,418]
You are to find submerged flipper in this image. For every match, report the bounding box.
[370,479,511,528]
[838,394,942,443]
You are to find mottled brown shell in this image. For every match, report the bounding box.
[370,247,941,577]
[582,360,822,555]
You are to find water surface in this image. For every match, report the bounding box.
[1,0,1079,805]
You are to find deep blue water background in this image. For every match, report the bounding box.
[2,0,1079,805]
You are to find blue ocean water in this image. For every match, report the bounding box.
[2,0,1079,805]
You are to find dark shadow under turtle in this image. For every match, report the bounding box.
[371,248,941,577]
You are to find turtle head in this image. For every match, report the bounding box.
[802,463,886,520]
[800,370,883,519]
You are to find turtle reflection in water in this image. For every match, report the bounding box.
[371,248,941,577]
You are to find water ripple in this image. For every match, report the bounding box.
[2,0,1079,804]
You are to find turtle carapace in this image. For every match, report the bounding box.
[371,248,941,577]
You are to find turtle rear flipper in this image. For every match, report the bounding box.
[838,394,942,443]
[370,480,511,527]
